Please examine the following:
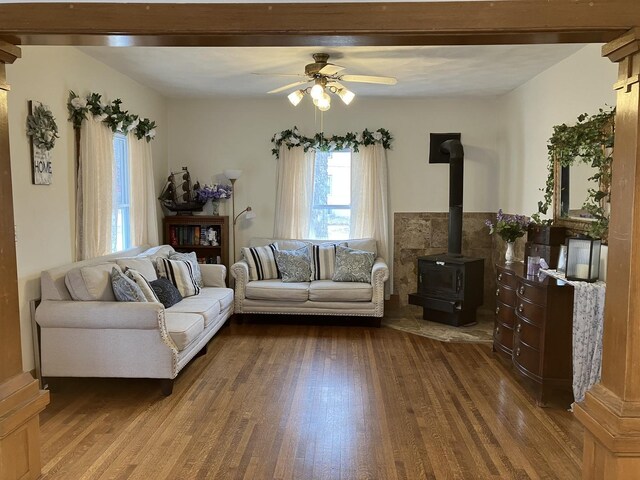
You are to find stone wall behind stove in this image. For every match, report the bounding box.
[393,212,527,311]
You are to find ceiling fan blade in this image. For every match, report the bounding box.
[340,74,398,85]
[267,80,310,94]
[319,63,345,75]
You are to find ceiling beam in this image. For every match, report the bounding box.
[0,1,638,47]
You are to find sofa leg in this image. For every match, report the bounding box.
[160,379,174,396]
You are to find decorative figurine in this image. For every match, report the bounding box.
[207,227,219,246]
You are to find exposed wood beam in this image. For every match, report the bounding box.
[0,1,638,47]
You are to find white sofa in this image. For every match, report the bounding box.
[35,245,233,395]
[230,238,389,321]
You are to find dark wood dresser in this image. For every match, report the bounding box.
[493,262,574,406]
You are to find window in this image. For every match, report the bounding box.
[112,133,131,252]
[310,150,351,240]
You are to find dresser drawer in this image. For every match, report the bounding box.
[515,298,546,327]
[516,281,547,306]
[514,317,542,349]
[513,341,541,377]
[494,322,513,353]
[496,268,518,289]
[496,285,516,306]
[495,300,516,328]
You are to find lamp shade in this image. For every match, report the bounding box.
[245,209,257,220]
[288,90,304,106]
[566,237,601,282]
[338,88,355,105]
[224,169,242,180]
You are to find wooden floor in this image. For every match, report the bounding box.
[39,321,583,479]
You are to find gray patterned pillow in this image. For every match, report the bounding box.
[332,245,376,283]
[274,246,312,283]
[111,267,147,302]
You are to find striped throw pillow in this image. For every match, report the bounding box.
[310,243,343,281]
[242,244,280,281]
[156,257,201,298]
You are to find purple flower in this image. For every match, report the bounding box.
[486,209,530,242]
[196,183,233,203]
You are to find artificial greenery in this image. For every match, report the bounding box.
[26,102,59,151]
[532,106,615,239]
[271,126,393,158]
[67,91,157,142]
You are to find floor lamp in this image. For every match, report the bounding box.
[224,169,256,263]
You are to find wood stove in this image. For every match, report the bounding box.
[408,134,484,326]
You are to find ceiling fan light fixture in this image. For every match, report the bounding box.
[338,88,355,105]
[310,84,324,100]
[288,90,304,106]
[318,102,331,112]
[316,92,331,111]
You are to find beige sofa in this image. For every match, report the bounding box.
[230,238,389,320]
[35,245,233,395]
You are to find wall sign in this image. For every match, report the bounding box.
[26,100,58,185]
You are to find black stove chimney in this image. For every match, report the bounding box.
[440,139,464,256]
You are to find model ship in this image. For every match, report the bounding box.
[158,167,203,214]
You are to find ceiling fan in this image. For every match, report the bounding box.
[259,53,398,111]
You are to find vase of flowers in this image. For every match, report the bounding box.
[485,209,530,264]
[196,183,233,216]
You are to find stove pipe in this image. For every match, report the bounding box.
[440,139,464,256]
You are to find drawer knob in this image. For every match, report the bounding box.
[495,306,500,315]
[497,273,503,281]
[496,288,500,297]
[518,304,524,313]
[516,347,521,357]
[516,323,522,333]
[495,326,500,335]
[518,286,525,295]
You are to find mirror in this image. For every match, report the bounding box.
[558,163,600,221]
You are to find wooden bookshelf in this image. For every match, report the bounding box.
[163,215,229,272]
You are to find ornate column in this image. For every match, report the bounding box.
[0,40,50,480]
[574,27,640,479]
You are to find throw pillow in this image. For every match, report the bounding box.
[156,257,201,298]
[116,257,158,281]
[274,246,312,282]
[125,269,160,303]
[149,278,183,308]
[111,267,147,302]
[309,242,344,281]
[169,251,203,287]
[332,245,376,283]
[242,243,280,281]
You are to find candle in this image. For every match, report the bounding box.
[575,263,590,279]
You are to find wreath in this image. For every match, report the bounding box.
[26,102,59,151]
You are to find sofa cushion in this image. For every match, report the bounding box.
[333,246,376,283]
[274,239,308,251]
[169,251,203,287]
[245,280,310,302]
[116,257,158,281]
[274,246,312,282]
[125,269,160,303]
[65,263,121,301]
[166,296,221,327]
[111,267,147,302]
[198,287,234,312]
[150,278,183,308]
[164,312,204,351]
[156,258,201,298]
[345,238,377,256]
[308,280,373,302]
[242,244,280,281]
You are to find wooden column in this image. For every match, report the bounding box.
[0,41,49,480]
[574,27,640,479]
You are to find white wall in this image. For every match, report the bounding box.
[7,46,168,371]
[167,96,503,262]
[499,44,617,216]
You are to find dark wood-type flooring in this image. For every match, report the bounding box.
[39,321,582,479]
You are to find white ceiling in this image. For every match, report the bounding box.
[78,44,586,98]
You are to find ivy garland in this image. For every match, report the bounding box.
[67,91,157,142]
[26,102,59,151]
[271,126,393,158]
[532,106,615,240]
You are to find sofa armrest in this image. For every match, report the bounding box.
[371,257,389,317]
[230,260,250,313]
[35,300,164,330]
[200,264,227,287]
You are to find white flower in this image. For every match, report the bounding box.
[293,128,300,135]
[373,131,383,141]
[290,137,300,145]
[356,133,363,142]
[328,141,337,150]
[274,133,282,141]
[96,113,108,122]
[70,97,87,110]
[116,121,124,132]
[147,128,156,139]
[127,118,139,132]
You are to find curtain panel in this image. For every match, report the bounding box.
[128,136,159,247]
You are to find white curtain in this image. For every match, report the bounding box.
[350,143,389,263]
[273,145,315,239]
[78,117,114,260]
[128,136,159,247]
